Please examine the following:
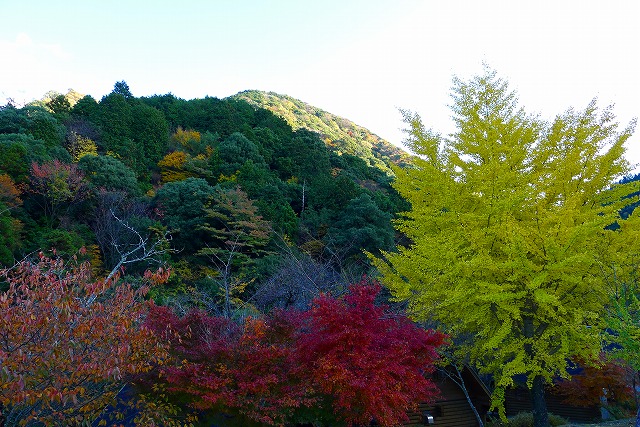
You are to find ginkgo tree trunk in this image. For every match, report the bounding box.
[374,68,639,427]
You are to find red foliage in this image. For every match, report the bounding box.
[29,160,87,200]
[148,280,446,426]
[146,306,311,425]
[553,355,635,407]
[297,280,447,426]
[29,160,88,222]
[0,253,170,424]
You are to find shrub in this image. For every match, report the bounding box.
[487,411,568,426]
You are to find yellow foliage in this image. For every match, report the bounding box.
[158,151,187,169]
[172,259,202,283]
[373,69,636,418]
[218,172,238,183]
[300,239,325,259]
[87,244,104,278]
[171,127,201,147]
[157,151,192,183]
[67,132,98,162]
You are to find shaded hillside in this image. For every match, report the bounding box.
[232,90,412,174]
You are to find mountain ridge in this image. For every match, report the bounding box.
[230,90,412,175]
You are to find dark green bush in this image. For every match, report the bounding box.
[487,412,568,427]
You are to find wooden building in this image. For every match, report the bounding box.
[405,366,492,427]
[504,387,601,423]
[402,364,609,426]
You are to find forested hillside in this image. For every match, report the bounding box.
[0,82,442,426]
[2,77,640,427]
[233,90,413,173]
[0,82,409,309]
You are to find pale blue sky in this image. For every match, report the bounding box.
[2,0,639,170]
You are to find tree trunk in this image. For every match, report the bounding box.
[523,313,549,427]
[531,375,549,427]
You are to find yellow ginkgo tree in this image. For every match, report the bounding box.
[373,69,639,427]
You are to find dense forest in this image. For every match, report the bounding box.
[232,90,413,172]
[1,76,640,427]
[0,82,411,310]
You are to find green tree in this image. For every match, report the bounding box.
[327,193,394,259]
[283,129,331,182]
[0,205,21,266]
[0,175,23,265]
[0,104,28,134]
[94,90,148,176]
[104,136,145,178]
[112,80,133,98]
[130,102,169,168]
[77,154,140,195]
[214,132,266,177]
[22,106,66,148]
[197,186,272,317]
[46,93,71,120]
[154,177,216,255]
[0,104,64,149]
[97,92,133,144]
[373,69,637,427]
[140,93,187,130]
[70,95,99,120]
[0,136,32,182]
[253,183,298,237]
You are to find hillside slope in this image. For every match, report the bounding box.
[231,90,412,174]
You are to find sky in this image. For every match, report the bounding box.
[2,0,639,170]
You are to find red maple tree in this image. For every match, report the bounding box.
[553,355,635,408]
[148,280,446,426]
[145,306,312,426]
[297,280,447,426]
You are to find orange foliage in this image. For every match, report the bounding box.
[0,174,22,207]
[552,356,635,408]
[0,253,171,424]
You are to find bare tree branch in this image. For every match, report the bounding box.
[106,209,171,281]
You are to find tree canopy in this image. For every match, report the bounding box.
[373,69,639,427]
